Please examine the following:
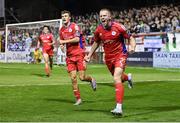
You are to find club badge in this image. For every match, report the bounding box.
[69,28,72,32]
[112,31,116,36]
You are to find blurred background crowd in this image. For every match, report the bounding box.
[73,4,180,36]
[0,2,180,52]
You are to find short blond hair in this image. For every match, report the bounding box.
[100,8,111,15]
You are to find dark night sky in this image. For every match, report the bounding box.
[5,0,179,22]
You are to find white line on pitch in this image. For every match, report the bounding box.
[0,79,180,87]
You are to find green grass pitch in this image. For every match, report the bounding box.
[0,63,180,122]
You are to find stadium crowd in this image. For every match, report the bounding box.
[0,4,180,51]
[72,4,180,40]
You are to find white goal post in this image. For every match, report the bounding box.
[5,19,66,64]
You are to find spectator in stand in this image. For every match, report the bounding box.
[71,4,180,39]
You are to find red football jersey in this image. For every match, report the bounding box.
[59,22,84,57]
[94,22,130,60]
[39,33,53,50]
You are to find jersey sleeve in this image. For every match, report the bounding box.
[118,24,130,39]
[59,29,64,40]
[50,33,54,40]
[93,28,101,43]
[73,24,81,37]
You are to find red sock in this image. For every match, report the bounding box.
[115,83,124,103]
[121,73,128,82]
[73,90,81,100]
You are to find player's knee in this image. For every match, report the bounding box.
[71,75,77,81]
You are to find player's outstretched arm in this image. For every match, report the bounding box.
[128,36,136,54]
[85,41,100,62]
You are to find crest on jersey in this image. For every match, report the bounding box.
[69,28,72,32]
[112,31,116,36]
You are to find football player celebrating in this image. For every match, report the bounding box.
[85,8,136,116]
[59,10,97,105]
[37,25,55,77]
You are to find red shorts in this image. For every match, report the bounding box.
[105,54,127,75]
[43,48,53,56]
[66,55,86,72]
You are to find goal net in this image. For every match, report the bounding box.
[5,19,66,64]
